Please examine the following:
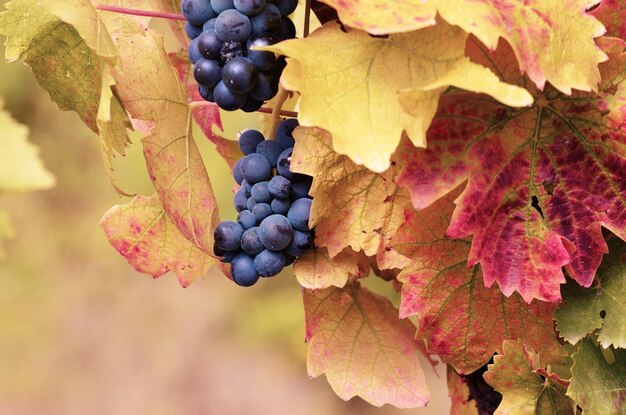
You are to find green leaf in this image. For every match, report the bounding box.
[556,237,626,349]
[568,339,626,415]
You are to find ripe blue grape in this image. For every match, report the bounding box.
[231,252,259,286]
[241,227,264,255]
[215,9,252,42]
[256,140,283,167]
[268,175,291,199]
[249,72,279,102]
[270,198,290,215]
[210,0,235,13]
[285,229,313,257]
[252,202,272,222]
[240,153,272,183]
[276,118,298,149]
[254,249,285,277]
[188,38,202,64]
[246,196,257,211]
[277,147,298,180]
[250,3,281,34]
[287,198,311,231]
[233,157,244,184]
[290,176,312,199]
[198,85,215,102]
[234,0,266,16]
[214,220,244,251]
[241,97,263,112]
[182,0,217,25]
[277,16,296,40]
[237,209,257,229]
[194,58,222,87]
[234,188,248,211]
[214,81,247,110]
[239,129,264,155]
[284,253,296,266]
[221,249,240,263]
[241,179,252,196]
[247,33,280,71]
[222,57,257,93]
[197,30,222,60]
[203,17,218,31]
[251,181,271,203]
[259,214,293,250]
[185,22,203,39]
[274,0,298,16]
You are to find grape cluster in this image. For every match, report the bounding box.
[213,119,314,286]
[181,0,297,112]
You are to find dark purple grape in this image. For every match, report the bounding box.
[197,30,222,60]
[251,181,271,203]
[277,147,298,180]
[241,227,264,255]
[250,3,281,34]
[203,17,218,31]
[222,57,258,94]
[214,221,244,251]
[249,71,279,101]
[274,0,298,16]
[231,252,259,286]
[252,202,272,222]
[277,16,296,40]
[258,214,293,250]
[194,58,222,87]
[211,0,235,13]
[233,157,244,184]
[241,153,272,183]
[284,253,296,266]
[268,175,291,199]
[246,196,257,211]
[287,198,312,231]
[285,229,313,256]
[185,22,203,39]
[214,81,247,110]
[241,179,252,196]
[234,0,266,16]
[290,176,312,199]
[247,33,280,71]
[198,85,215,102]
[237,209,257,229]
[256,140,283,167]
[270,197,290,215]
[254,249,285,277]
[241,97,264,112]
[276,118,298,149]
[188,37,202,64]
[182,0,217,25]
[215,9,252,42]
[234,188,248,211]
[239,129,264,155]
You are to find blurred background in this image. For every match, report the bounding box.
[0,4,450,414]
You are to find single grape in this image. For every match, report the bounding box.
[214,221,244,251]
[214,81,247,110]
[220,40,245,63]
[285,229,313,257]
[287,198,312,231]
[210,0,235,13]
[221,249,240,263]
[270,197,290,215]
[256,139,283,167]
[233,157,244,184]
[277,147,298,180]
[249,72,279,102]
[250,3,281,34]
[268,175,291,199]
[276,118,298,149]
[231,252,260,286]
[290,176,312,199]
[247,33,280,71]
[234,0,266,16]
[222,57,257,94]
[241,179,252,196]
[197,30,222,60]
[239,129,264,155]
[182,0,217,25]
[277,16,296,40]
[215,9,252,42]
[274,0,298,16]
[251,181,271,203]
[254,249,285,277]
[234,188,248,211]
[252,202,272,222]
[213,242,228,257]
[241,153,272,183]
[194,58,222,87]
[284,253,296,266]
[185,22,203,40]
[258,214,293,250]
[241,227,264,255]
[188,37,202,64]
[237,209,257,229]
[246,196,257,211]
[198,85,215,102]
[203,17,218,31]
[241,97,263,112]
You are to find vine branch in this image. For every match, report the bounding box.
[189,100,297,118]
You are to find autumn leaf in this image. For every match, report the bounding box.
[319,0,606,94]
[484,341,575,415]
[303,285,429,408]
[99,14,220,255]
[556,237,626,349]
[0,210,14,260]
[446,367,479,415]
[567,339,626,415]
[397,38,626,303]
[392,190,563,374]
[291,127,410,269]
[592,0,626,39]
[293,248,368,290]
[266,21,532,172]
[101,194,219,287]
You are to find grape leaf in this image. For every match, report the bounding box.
[0,0,132,189]
[447,366,479,415]
[266,21,532,172]
[397,38,626,303]
[0,210,15,260]
[291,127,410,269]
[592,0,626,39]
[303,285,429,408]
[484,341,575,415]
[392,190,563,374]
[568,339,626,415]
[294,248,368,290]
[319,0,606,94]
[101,194,219,287]
[99,15,220,255]
[556,237,626,349]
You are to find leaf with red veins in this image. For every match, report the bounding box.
[592,0,626,39]
[291,127,410,269]
[397,40,626,303]
[101,195,219,287]
[294,248,369,290]
[303,285,429,408]
[169,51,241,168]
[391,190,563,373]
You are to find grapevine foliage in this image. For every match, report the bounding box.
[1,0,626,412]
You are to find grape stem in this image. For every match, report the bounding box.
[94,5,186,21]
[268,87,291,138]
[189,100,297,118]
[304,0,312,37]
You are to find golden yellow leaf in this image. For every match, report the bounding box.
[294,248,368,290]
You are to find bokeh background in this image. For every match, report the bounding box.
[0,5,450,414]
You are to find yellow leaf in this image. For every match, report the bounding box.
[294,248,367,290]
[268,22,532,172]
[0,210,15,260]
